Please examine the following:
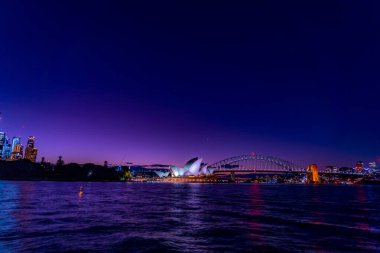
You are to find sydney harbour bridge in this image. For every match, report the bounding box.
[208,154,362,177]
[209,154,305,175]
[149,154,365,183]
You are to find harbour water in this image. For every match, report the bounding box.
[0,181,379,252]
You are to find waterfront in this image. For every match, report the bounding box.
[0,181,379,252]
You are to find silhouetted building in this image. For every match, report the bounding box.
[57,156,64,166]
[24,136,37,162]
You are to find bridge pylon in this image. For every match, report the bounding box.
[307,164,320,183]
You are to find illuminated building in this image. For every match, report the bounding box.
[11,137,20,153]
[9,137,23,160]
[325,165,338,172]
[0,132,5,155]
[369,162,377,169]
[10,143,23,160]
[355,161,364,170]
[25,148,38,162]
[129,165,171,178]
[26,136,35,148]
[154,171,170,177]
[170,157,214,177]
[20,144,24,158]
[24,136,38,162]
[1,138,11,160]
[307,164,319,183]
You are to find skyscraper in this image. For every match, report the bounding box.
[26,136,35,148]
[1,138,11,160]
[0,132,5,157]
[29,148,38,162]
[10,137,23,160]
[11,137,20,153]
[24,136,38,162]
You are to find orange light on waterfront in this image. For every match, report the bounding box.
[78,186,84,198]
[307,164,320,183]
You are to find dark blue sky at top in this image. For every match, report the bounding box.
[0,0,379,167]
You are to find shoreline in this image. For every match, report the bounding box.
[1,178,379,185]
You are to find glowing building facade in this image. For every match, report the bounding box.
[0,132,38,161]
[170,157,214,177]
[154,171,170,177]
[11,137,20,153]
[0,132,5,154]
[355,161,364,170]
[2,138,11,160]
[24,136,38,162]
[307,164,319,183]
[10,137,23,160]
[369,162,377,169]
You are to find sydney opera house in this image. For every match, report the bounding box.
[170,157,214,177]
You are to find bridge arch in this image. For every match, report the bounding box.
[209,154,305,173]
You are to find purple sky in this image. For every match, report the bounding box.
[1,1,379,168]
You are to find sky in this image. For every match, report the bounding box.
[0,1,379,167]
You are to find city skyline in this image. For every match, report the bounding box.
[1,1,380,167]
[0,130,38,162]
[1,2,380,253]
[0,123,378,169]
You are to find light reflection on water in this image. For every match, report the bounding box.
[0,182,19,252]
[0,181,379,252]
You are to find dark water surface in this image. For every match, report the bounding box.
[0,181,379,252]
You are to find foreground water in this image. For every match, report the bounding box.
[0,181,379,252]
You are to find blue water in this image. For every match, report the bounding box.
[0,181,379,252]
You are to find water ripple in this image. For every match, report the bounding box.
[0,181,379,252]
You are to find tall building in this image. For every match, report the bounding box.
[29,148,38,162]
[11,137,20,153]
[10,137,23,160]
[10,144,23,160]
[1,138,11,160]
[26,136,35,148]
[57,156,64,166]
[0,132,5,156]
[24,136,38,162]
[20,144,24,158]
